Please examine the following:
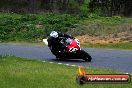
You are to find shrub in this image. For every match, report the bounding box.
[0,13,79,42]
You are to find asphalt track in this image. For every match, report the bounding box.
[0,44,132,73]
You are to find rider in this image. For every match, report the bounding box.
[47,31,74,58]
[48,31,74,46]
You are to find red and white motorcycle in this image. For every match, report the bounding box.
[43,37,92,62]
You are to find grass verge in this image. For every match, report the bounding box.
[69,15,132,36]
[1,41,45,46]
[82,42,132,50]
[0,56,131,88]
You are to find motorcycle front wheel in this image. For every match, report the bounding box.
[80,49,92,62]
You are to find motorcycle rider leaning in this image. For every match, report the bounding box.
[47,31,74,58]
[48,31,74,46]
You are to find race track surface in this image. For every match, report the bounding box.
[0,44,132,73]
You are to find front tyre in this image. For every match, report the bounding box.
[80,50,92,62]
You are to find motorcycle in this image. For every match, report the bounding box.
[43,37,92,62]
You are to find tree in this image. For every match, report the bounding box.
[89,0,132,17]
[28,0,37,13]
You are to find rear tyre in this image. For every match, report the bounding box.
[80,50,92,62]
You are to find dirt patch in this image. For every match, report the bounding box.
[76,31,132,44]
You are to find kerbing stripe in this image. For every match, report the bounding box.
[66,64,69,66]
[71,65,76,67]
[42,61,46,62]
[42,61,78,67]
[49,62,54,63]
[58,63,62,64]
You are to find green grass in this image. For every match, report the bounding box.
[69,14,132,36]
[0,12,132,50]
[82,42,132,50]
[0,56,132,88]
[1,41,45,46]
[0,13,79,42]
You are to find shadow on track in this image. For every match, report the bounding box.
[49,59,87,63]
